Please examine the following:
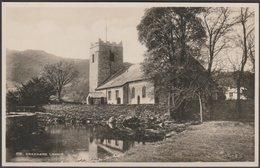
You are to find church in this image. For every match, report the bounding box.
[87,39,155,105]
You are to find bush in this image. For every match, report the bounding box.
[6,77,55,109]
[6,91,19,112]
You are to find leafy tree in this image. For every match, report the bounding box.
[6,77,55,110]
[42,61,79,102]
[6,90,20,112]
[137,7,211,121]
[18,77,55,105]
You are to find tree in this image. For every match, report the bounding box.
[202,7,238,76]
[137,7,211,121]
[6,90,20,112]
[202,8,240,119]
[234,7,254,117]
[6,77,55,108]
[42,61,79,102]
[247,27,255,72]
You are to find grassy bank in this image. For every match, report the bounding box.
[105,121,255,162]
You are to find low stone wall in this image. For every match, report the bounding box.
[212,100,254,121]
[41,99,254,123]
[42,104,169,122]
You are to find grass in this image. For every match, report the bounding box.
[104,121,255,162]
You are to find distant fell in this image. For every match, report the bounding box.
[6,49,89,102]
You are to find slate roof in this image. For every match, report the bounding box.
[87,92,106,98]
[96,64,147,90]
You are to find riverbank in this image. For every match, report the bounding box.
[36,104,200,142]
[104,121,255,162]
[16,104,255,162]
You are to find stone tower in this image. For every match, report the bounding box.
[89,39,123,92]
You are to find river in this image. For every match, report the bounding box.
[6,113,155,162]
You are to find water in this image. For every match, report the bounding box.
[6,113,151,162]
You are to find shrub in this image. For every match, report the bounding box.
[6,77,55,109]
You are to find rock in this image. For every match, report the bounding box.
[122,116,141,129]
[107,122,115,129]
[158,122,165,128]
[116,115,127,124]
[176,127,185,133]
[118,115,127,119]
[164,120,175,125]
[145,129,162,134]
[144,129,165,141]
[149,116,156,122]
[107,117,117,128]
[108,116,116,124]
[166,131,177,138]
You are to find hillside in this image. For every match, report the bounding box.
[6,49,89,102]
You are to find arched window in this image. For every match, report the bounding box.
[131,87,135,98]
[142,86,146,98]
[92,54,95,63]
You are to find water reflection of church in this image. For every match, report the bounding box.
[88,137,141,160]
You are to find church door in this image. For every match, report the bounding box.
[101,97,105,104]
[137,96,140,104]
[117,97,121,104]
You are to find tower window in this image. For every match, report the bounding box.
[142,86,146,98]
[92,54,95,63]
[131,87,135,98]
[110,50,115,62]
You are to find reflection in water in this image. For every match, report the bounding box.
[6,114,148,162]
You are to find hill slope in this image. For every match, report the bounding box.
[6,49,89,102]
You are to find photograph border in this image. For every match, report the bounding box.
[1,0,259,167]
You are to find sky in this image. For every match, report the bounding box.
[3,3,258,69]
[4,5,147,63]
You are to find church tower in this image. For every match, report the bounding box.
[89,39,123,92]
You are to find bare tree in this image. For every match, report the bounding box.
[202,7,239,119]
[247,28,255,71]
[42,61,79,102]
[235,7,254,117]
[203,7,239,76]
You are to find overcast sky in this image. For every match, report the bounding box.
[3,3,257,69]
[4,5,147,63]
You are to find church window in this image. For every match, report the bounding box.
[92,54,95,63]
[229,92,233,98]
[142,86,146,98]
[108,91,111,100]
[116,90,119,99]
[131,87,135,98]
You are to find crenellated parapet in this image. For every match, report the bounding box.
[91,38,123,48]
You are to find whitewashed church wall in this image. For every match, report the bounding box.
[128,80,154,104]
[105,87,124,104]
